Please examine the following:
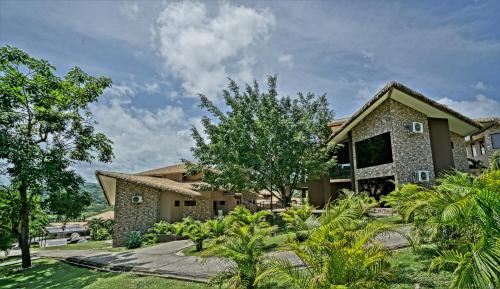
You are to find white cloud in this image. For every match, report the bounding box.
[76,85,197,181]
[119,2,140,19]
[278,53,294,68]
[471,81,488,91]
[152,1,276,99]
[438,94,500,118]
[144,82,160,94]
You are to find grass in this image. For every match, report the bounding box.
[388,245,452,289]
[33,240,126,253]
[0,258,209,289]
[182,232,294,257]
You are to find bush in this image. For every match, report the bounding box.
[88,218,115,240]
[125,231,142,249]
[141,233,158,245]
[93,228,110,241]
[0,230,13,252]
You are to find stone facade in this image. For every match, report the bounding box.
[182,198,212,220]
[350,98,469,189]
[483,124,500,165]
[113,179,161,247]
[467,123,500,167]
[389,99,435,185]
[450,132,469,172]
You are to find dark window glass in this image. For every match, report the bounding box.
[451,142,454,149]
[492,133,500,149]
[471,143,477,157]
[479,141,485,155]
[357,176,395,203]
[174,200,180,207]
[355,132,393,169]
[219,201,226,205]
[184,200,196,206]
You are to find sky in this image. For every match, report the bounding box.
[1,0,499,182]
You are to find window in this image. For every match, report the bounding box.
[219,201,226,206]
[184,200,196,206]
[471,143,477,157]
[174,200,180,207]
[355,132,393,169]
[357,176,395,202]
[451,142,454,149]
[492,133,500,149]
[479,141,485,155]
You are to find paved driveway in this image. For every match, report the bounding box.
[37,228,409,282]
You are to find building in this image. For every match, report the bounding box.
[305,81,481,207]
[96,164,258,246]
[465,117,500,168]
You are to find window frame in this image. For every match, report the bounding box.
[184,200,196,207]
[492,133,500,149]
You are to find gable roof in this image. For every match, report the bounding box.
[330,81,481,143]
[96,170,205,206]
[136,163,187,177]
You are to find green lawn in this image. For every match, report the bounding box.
[0,258,209,289]
[33,240,126,252]
[388,246,452,288]
[182,232,295,257]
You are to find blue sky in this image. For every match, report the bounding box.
[1,0,499,181]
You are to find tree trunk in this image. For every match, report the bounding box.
[19,183,31,268]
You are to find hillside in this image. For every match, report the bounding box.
[81,182,112,218]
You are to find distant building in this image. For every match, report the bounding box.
[96,164,258,247]
[465,117,500,168]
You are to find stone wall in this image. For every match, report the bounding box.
[182,198,212,220]
[351,98,395,191]
[390,99,435,185]
[113,180,161,247]
[450,132,469,172]
[351,98,436,189]
[483,124,500,166]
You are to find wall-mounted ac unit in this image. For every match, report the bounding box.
[131,195,143,204]
[409,122,423,133]
[413,170,430,182]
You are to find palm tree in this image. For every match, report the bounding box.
[383,170,500,289]
[280,204,318,242]
[226,205,270,230]
[183,220,210,251]
[257,207,393,289]
[206,222,276,289]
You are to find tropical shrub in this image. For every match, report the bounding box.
[93,228,110,241]
[125,231,142,249]
[207,219,276,288]
[88,217,115,240]
[258,200,394,289]
[383,170,500,289]
[205,218,226,242]
[280,204,318,242]
[183,220,210,251]
[149,220,171,235]
[226,205,270,229]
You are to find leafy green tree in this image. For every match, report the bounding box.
[188,76,337,206]
[0,46,113,268]
[383,171,500,289]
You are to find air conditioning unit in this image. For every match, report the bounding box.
[409,122,423,133]
[131,195,143,204]
[413,170,430,182]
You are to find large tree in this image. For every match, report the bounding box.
[189,76,336,206]
[0,46,113,268]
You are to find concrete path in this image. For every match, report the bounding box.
[36,229,409,283]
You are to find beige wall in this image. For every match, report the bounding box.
[159,191,184,222]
